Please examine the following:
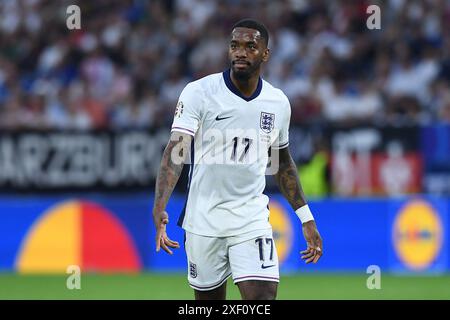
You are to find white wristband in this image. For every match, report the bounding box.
[295,205,314,224]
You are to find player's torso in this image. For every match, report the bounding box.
[181,72,287,236]
[194,78,283,168]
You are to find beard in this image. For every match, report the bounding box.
[231,59,262,80]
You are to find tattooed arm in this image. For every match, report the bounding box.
[273,147,307,210]
[273,147,323,263]
[153,132,192,254]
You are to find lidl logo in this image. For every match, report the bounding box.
[269,201,293,265]
[392,200,443,271]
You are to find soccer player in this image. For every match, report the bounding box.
[152,19,323,300]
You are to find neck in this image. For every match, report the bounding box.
[230,70,260,98]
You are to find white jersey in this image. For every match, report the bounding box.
[171,69,291,237]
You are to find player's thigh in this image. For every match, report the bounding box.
[194,281,227,300]
[237,280,277,300]
[228,230,279,299]
[185,232,231,293]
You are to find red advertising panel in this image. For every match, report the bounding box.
[329,126,422,196]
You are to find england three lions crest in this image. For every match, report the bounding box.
[260,112,275,133]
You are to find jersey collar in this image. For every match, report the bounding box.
[222,69,263,102]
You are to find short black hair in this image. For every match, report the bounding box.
[232,19,269,47]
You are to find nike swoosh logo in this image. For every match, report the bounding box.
[215,115,232,121]
[261,264,276,269]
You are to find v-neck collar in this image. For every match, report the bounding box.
[222,69,263,102]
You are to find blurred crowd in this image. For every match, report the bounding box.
[0,0,449,130]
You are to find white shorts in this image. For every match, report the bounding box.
[185,228,279,291]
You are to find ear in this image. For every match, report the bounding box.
[262,48,270,62]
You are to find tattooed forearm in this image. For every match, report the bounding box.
[153,133,192,213]
[274,147,307,210]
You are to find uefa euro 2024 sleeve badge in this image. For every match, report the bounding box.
[175,101,184,118]
[260,112,275,134]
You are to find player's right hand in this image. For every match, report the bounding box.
[301,220,323,264]
[153,210,180,254]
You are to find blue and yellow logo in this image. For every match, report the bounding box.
[393,200,443,271]
[269,201,293,265]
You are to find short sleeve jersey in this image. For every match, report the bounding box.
[172,69,291,237]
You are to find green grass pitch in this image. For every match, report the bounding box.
[1,273,449,300]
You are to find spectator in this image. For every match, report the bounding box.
[0,0,448,129]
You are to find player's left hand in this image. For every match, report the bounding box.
[301,220,323,264]
[153,210,180,254]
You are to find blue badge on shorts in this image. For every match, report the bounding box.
[189,262,197,278]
